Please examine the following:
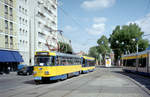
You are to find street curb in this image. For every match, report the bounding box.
[124,74,150,96]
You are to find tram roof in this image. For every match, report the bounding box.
[82,56,95,60]
[35,51,80,58]
[122,50,150,58]
[56,52,81,58]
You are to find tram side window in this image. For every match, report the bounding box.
[82,59,86,67]
[61,57,66,65]
[86,60,90,67]
[126,59,136,67]
[56,56,61,65]
[123,59,127,66]
[74,58,80,65]
[89,60,95,66]
[51,56,55,66]
[139,57,146,67]
[70,58,73,65]
[66,57,70,65]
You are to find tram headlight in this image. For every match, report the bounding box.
[33,71,37,75]
[45,71,49,75]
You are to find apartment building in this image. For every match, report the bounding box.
[0,0,23,73]
[17,0,30,66]
[28,0,58,65]
[0,0,71,70]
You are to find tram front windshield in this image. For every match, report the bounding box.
[35,56,54,66]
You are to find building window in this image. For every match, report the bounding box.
[22,18,24,24]
[20,28,22,34]
[10,7,13,16]
[5,20,8,29]
[23,40,25,45]
[10,22,13,30]
[26,30,27,36]
[4,5,8,14]
[10,36,13,48]
[5,35,8,48]
[25,20,27,25]
[20,40,22,44]
[25,9,27,14]
[38,21,41,27]
[10,0,13,5]
[19,17,21,24]
[19,6,21,12]
[23,29,25,35]
[22,8,24,13]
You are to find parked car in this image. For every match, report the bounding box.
[17,66,33,75]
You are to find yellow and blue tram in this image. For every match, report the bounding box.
[81,56,95,73]
[121,50,150,76]
[33,51,95,84]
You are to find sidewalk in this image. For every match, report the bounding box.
[0,72,17,80]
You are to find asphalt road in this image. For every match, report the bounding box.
[0,67,150,97]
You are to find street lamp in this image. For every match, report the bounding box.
[116,40,119,44]
[132,38,138,53]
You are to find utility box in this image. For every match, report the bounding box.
[105,58,111,67]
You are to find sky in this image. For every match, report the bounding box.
[57,0,150,53]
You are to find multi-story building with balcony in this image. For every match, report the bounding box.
[28,0,58,65]
[0,0,23,73]
[17,0,30,65]
[0,0,17,50]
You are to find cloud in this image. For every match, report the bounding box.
[87,17,107,35]
[87,24,105,35]
[63,25,77,32]
[135,14,150,35]
[127,13,150,41]
[127,14,150,35]
[93,17,107,23]
[81,0,116,10]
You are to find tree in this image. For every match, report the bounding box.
[109,23,149,61]
[97,35,111,65]
[88,46,99,59]
[58,42,73,54]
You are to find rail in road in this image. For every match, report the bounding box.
[0,68,150,97]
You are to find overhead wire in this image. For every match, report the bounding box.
[58,5,97,48]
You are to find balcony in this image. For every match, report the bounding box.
[10,15,13,21]
[4,0,8,4]
[5,14,8,19]
[9,0,13,7]
[38,37,45,43]
[10,29,13,35]
[5,28,9,34]
[5,43,9,49]
[10,43,13,49]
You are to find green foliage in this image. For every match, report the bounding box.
[109,23,149,60]
[88,46,99,59]
[97,35,111,55]
[96,35,111,64]
[58,42,73,54]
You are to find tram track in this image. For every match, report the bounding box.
[3,71,95,97]
[36,71,101,97]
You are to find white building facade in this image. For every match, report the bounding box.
[17,0,30,65]
[28,0,58,65]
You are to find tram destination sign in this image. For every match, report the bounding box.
[36,52,49,55]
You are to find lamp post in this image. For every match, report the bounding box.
[132,38,138,53]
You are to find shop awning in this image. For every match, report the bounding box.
[0,50,24,62]
[12,51,24,62]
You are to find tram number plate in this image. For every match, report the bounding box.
[38,71,43,73]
